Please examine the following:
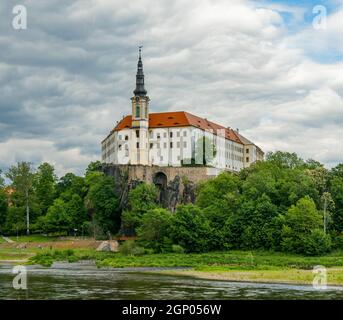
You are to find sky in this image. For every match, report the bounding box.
[0,0,343,177]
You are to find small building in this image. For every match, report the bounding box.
[102,49,264,173]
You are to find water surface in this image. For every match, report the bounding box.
[0,263,342,300]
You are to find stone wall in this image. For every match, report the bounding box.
[102,164,218,211]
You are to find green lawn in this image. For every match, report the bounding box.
[28,249,343,269]
[8,235,59,243]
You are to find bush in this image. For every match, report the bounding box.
[137,208,173,253]
[170,205,212,253]
[303,229,332,256]
[119,240,145,256]
[332,233,343,250]
[171,244,185,254]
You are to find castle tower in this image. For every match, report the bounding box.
[131,47,150,165]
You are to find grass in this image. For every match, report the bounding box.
[0,248,37,262]
[6,247,343,285]
[8,235,59,243]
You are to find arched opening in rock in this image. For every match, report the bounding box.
[153,172,168,207]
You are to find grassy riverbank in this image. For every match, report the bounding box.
[23,248,343,285]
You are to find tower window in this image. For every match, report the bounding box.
[246,148,249,154]
[136,142,139,149]
[246,157,249,162]
[136,130,140,138]
[136,103,140,118]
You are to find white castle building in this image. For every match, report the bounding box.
[102,50,264,172]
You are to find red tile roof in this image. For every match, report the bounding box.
[108,111,242,144]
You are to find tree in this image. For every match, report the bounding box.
[225,194,278,250]
[42,199,71,234]
[281,197,323,254]
[303,229,331,256]
[85,161,102,175]
[266,151,304,169]
[0,190,8,232]
[330,176,343,232]
[0,169,4,188]
[137,208,173,252]
[196,172,241,249]
[85,174,120,236]
[66,194,87,230]
[121,183,159,236]
[170,205,212,253]
[56,173,86,200]
[6,162,35,235]
[128,183,158,215]
[33,162,57,214]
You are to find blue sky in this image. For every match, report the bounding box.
[0,0,343,176]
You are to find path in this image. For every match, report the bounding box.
[1,235,15,243]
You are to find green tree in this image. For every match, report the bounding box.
[303,229,332,256]
[330,176,343,232]
[6,162,35,235]
[33,162,57,214]
[266,151,304,169]
[42,199,71,234]
[170,204,212,253]
[196,172,241,249]
[128,183,158,215]
[137,208,173,252]
[0,190,8,232]
[66,194,88,230]
[281,197,323,254]
[85,174,120,236]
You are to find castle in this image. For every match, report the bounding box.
[101,49,264,174]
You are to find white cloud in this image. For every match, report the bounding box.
[0,0,342,176]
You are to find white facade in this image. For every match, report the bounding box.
[102,124,247,172]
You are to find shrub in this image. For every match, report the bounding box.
[303,229,332,256]
[137,208,173,253]
[119,240,145,256]
[171,244,185,254]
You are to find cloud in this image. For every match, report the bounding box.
[0,0,342,177]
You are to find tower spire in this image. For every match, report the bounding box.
[134,46,147,96]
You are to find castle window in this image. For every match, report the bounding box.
[246,157,249,162]
[125,135,129,141]
[136,103,140,118]
[150,143,153,149]
[136,142,139,149]
[177,142,180,148]
[177,131,180,137]
[149,131,153,138]
[164,142,167,148]
[136,130,139,138]
[246,148,249,154]
[170,132,173,138]
[183,141,187,148]
[164,132,167,138]
[118,144,122,150]
[183,131,187,137]
[170,142,173,148]
[157,133,161,139]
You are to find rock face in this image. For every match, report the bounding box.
[96,240,119,252]
[103,164,213,212]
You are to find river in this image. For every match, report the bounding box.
[0,262,343,300]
